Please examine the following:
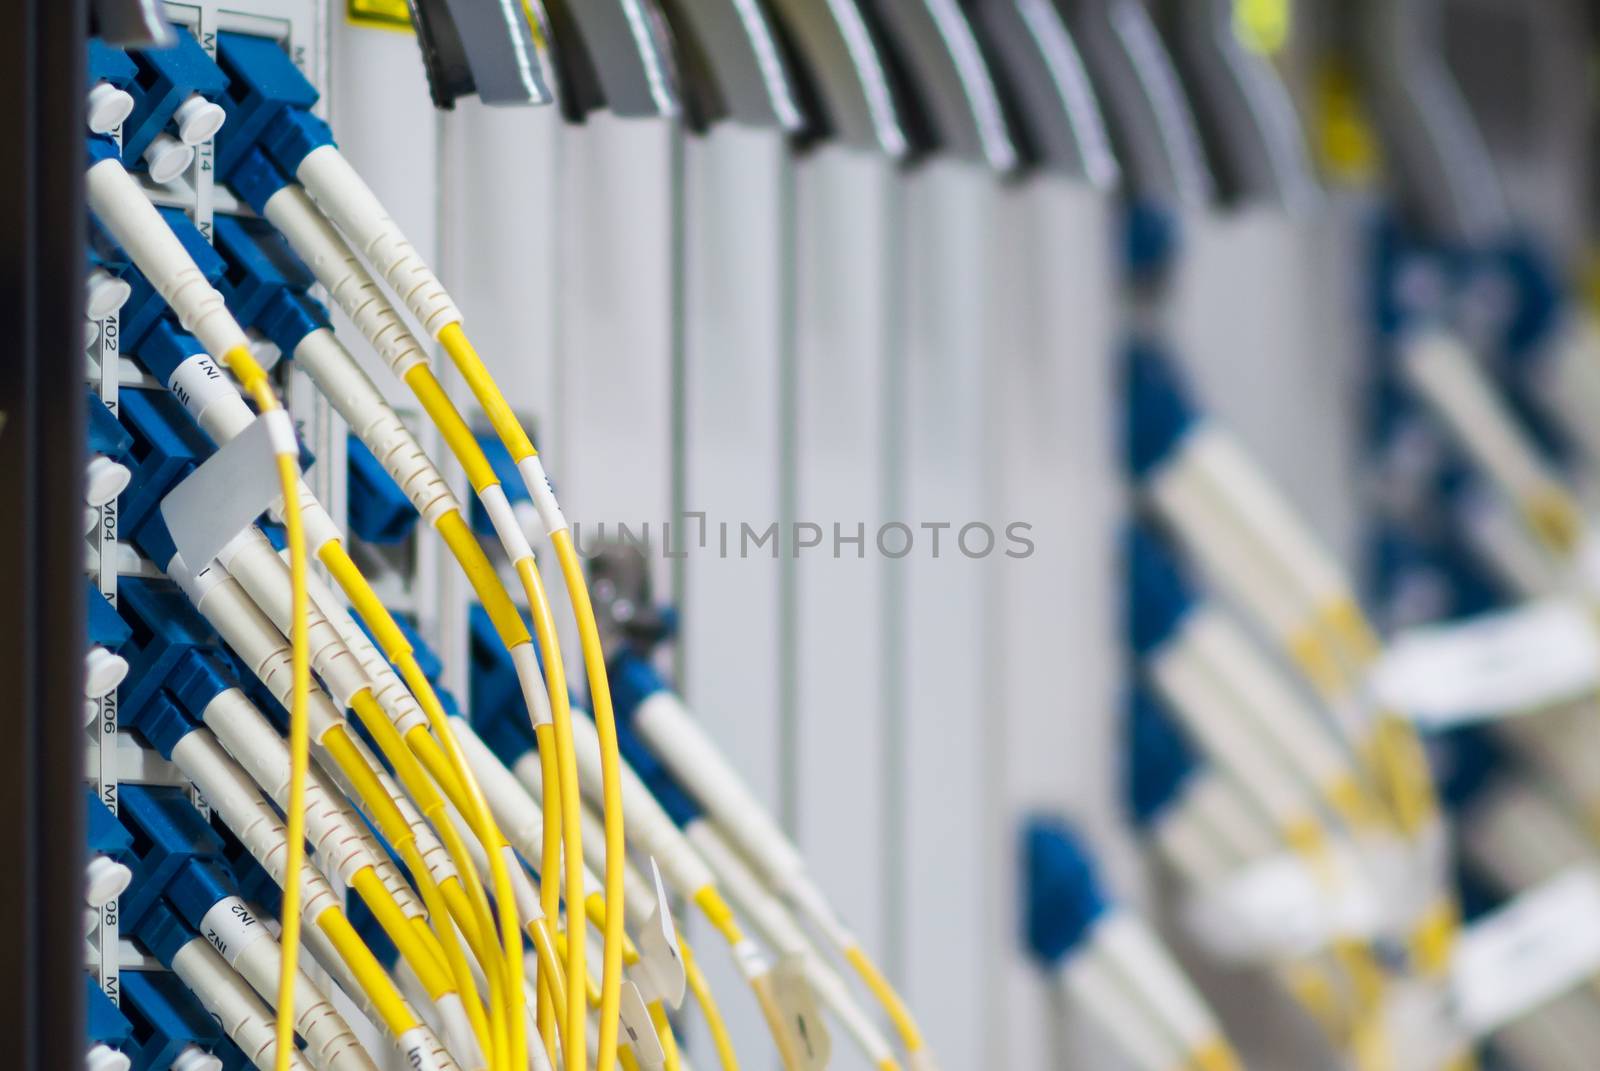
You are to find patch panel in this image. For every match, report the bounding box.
[83,8,334,1069]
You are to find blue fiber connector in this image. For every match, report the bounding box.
[118,785,246,942]
[1022,817,1109,967]
[123,27,230,162]
[87,975,135,1049]
[1125,525,1195,656]
[121,969,227,1071]
[117,577,233,757]
[1124,341,1199,479]
[87,579,133,652]
[212,32,321,181]
[86,786,134,859]
[1125,685,1200,829]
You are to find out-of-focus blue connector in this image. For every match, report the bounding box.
[1125,525,1195,657]
[1124,340,1199,480]
[88,389,134,463]
[121,969,227,1071]
[347,435,420,545]
[123,27,229,163]
[1125,685,1199,830]
[87,786,134,860]
[89,39,139,92]
[211,213,328,356]
[1022,817,1109,968]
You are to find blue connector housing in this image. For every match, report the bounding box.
[118,577,232,757]
[87,580,133,652]
[348,434,421,545]
[87,975,135,1048]
[88,389,134,461]
[1022,817,1109,967]
[116,387,215,561]
[1124,341,1199,478]
[469,606,538,763]
[213,32,321,181]
[119,784,238,937]
[131,899,198,970]
[210,819,283,923]
[89,39,139,91]
[212,212,329,355]
[87,787,134,859]
[123,27,230,162]
[87,133,122,167]
[121,969,227,1071]
[606,650,701,826]
[1125,685,1199,828]
[1125,525,1194,656]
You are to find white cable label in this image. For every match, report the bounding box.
[396,1027,451,1071]
[1451,866,1600,1036]
[633,859,686,1009]
[1183,846,1383,962]
[261,409,299,458]
[161,414,284,573]
[516,456,567,536]
[168,352,238,423]
[200,895,271,966]
[1372,599,1600,728]
[168,552,228,605]
[770,955,831,1071]
[618,981,666,1069]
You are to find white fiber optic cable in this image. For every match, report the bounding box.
[684,822,898,1069]
[223,923,375,1071]
[170,939,313,1071]
[1401,329,1582,555]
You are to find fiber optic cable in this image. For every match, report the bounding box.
[605,651,931,1066]
[84,146,314,1071]
[247,120,626,1066]
[232,162,587,1071]
[129,301,529,1070]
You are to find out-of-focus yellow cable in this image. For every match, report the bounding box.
[222,346,311,1071]
[512,555,592,1068]
[843,945,928,1061]
[536,726,564,1068]
[548,526,628,1071]
[681,942,739,1071]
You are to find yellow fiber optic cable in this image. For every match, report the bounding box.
[340,692,515,1071]
[222,346,312,1071]
[680,942,740,1071]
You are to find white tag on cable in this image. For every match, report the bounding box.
[1183,846,1384,962]
[771,955,830,1071]
[617,980,666,1069]
[633,859,686,1009]
[160,413,285,573]
[199,895,272,967]
[1450,866,1600,1036]
[1371,599,1600,729]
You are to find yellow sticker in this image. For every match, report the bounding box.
[347,0,413,31]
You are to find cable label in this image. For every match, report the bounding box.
[633,859,686,1009]
[396,1027,451,1071]
[168,352,236,423]
[1452,865,1600,1036]
[161,412,285,573]
[1371,598,1600,729]
[618,980,667,1069]
[200,895,271,966]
